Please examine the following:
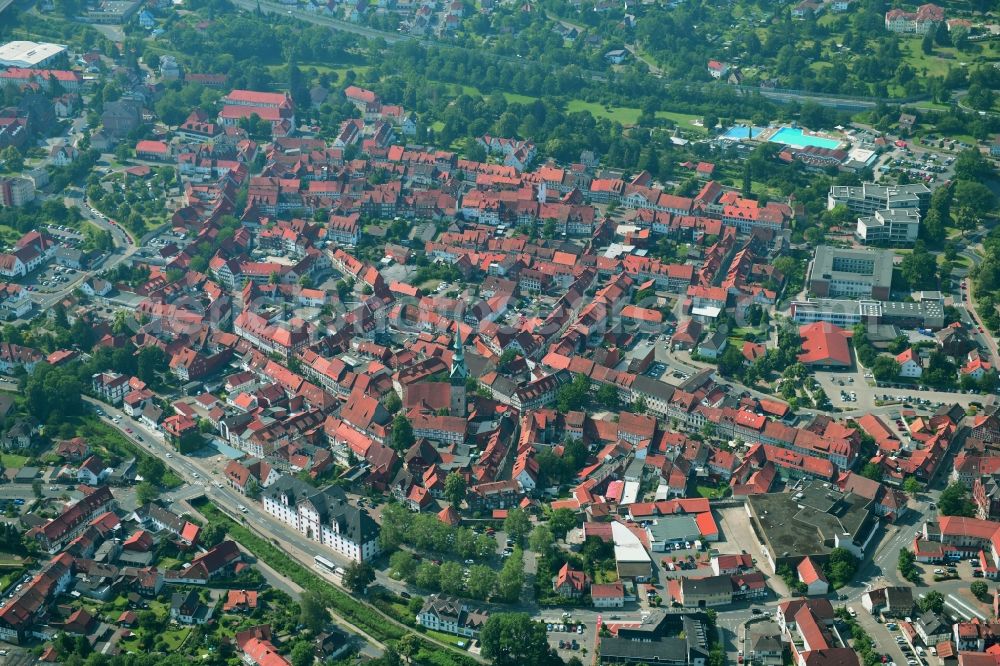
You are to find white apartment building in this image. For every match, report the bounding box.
[262,476,380,562]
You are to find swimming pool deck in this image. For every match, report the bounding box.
[722,124,846,150]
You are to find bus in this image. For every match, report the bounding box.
[314,555,344,576]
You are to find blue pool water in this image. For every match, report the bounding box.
[723,126,766,139]
[769,126,842,150]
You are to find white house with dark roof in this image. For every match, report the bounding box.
[262,475,380,562]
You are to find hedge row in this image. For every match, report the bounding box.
[193,499,479,666]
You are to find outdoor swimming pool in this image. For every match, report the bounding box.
[722,126,766,140]
[769,126,842,150]
[722,125,843,150]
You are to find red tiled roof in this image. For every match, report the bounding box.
[798,322,852,367]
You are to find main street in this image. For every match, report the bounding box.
[85,397,485,662]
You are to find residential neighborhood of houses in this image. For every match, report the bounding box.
[0,0,999,660]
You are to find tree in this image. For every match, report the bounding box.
[717,344,747,379]
[0,146,23,172]
[921,30,935,55]
[379,504,409,550]
[290,641,315,666]
[415,562,440,590]
[967,84,996,112]
[396,634,421,664]
[899,247,938,290]
[135,481,158,506]
[918,590,945,614]
[903,477,922,494]
[547,508,578,539]
[390,414,415,451]
[954,180,997,215]
[466,564,498,599]
[444,472,467,507]
[389,550,417,580]
[898,548,919,583]
[138,456,166,486]
[939,482,977,517]
[298,591,329,633]
[439,561,465,595]
[595,383,620,410]
[383,392,402,414]
[496,548,525,602]
[860,463,882,481]
[503,508,531,545]
[972,580,991,602]
[342,561,376,595]
[556,374,590,413]
[823,548,858,588]
[480,613,554,666]
[200,522,227,548]
[528,525,554,554]
[954,148,995,182]
[871,356,901,381]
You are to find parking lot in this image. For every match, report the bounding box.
[542,616,594,660]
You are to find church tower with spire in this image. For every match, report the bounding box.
[450,332,468,417]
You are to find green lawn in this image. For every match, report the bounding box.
[162,626,191,650]
[655,110,708,134]
[908,100,952,112]
[0,453,29,468]
[899,38,976,79]
[696,484,730,499]
[565,100,642,124]
[0,225,22,247]
[0,568,24,590]
[593,568,619,584]
[266,63,373,83]
[426,630,471,648]
[563,100,707,132]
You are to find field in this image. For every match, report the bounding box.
[564,100,707,133]
[899,37,968,79]
[0,453,29,468]
[266,62,373,83]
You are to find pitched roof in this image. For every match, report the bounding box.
[797,556,828,585]
[798,322,852,366]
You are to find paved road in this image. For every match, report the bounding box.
[23,193,137,313]
[86,397,478,661]
[232,0,905,111]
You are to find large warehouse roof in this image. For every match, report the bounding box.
[0,41,67,68]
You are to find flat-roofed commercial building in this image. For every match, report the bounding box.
[807,246,894,300]
[828,182,930,216]
[791,295,944,330]
[856,208,921,246]
[0,41,66,68]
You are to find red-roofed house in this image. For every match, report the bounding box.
[797,556,829,595]
[590,581,625,608]
[240,636,291,666]
[224,589,259,613]
[896,348,923,378]
[135,140,171,161]
[552,562,589,599]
